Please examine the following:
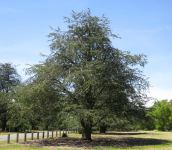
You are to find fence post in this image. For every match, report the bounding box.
[24,133,27,142]
[59,130,61,137]
[31,132,34,140]
[47,131,49,138]
[51,131,53,138]
[37,132,39,139]
[16,133,19,143]
[56,130,57,137]
[7,134,10,144]
[42,131,45,139]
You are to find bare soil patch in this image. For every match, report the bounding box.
[23,136,171,148]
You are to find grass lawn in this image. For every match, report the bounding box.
[0,132,16,135]
[1,131,172,149]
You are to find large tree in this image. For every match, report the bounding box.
[31,10,148,140]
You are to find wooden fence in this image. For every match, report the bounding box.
[6,129,74,144]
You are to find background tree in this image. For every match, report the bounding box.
[98,109,146,133]
[17,63,66,131]
[0,63,20,131]
[0,63,20,93]
[149,100,172,131]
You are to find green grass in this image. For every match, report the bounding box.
[0,144,50,150]
[0,132,16,135]
[1,131,172,149]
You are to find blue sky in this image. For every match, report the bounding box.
[0,0,172,102]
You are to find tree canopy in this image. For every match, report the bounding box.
[28,10,148,140]
[0,10,150,139]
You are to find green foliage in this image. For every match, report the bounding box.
[27,10,148,139]
[14,81,63,130]
[7,98,31,132]
[149,100,172,131]
[0,10,149,136]
[0,63,20,93]
[0,63,20,131]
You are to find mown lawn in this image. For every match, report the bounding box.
[0,132,16,135]
[1,131,172,150]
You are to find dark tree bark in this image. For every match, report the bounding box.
[82,125,92,140]
[99,124,107,133]
[80,119,92,140]
[1,117,7,131]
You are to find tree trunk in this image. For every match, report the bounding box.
[99,124,107,133]
[1,118,7,131]
[82,125,92,140]
[80,119,92,140]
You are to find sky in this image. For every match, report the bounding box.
[0,0,172,104]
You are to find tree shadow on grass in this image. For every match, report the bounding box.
[97,132,148,136]
[26,137,172,148]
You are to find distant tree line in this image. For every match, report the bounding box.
[143,100,172,131]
